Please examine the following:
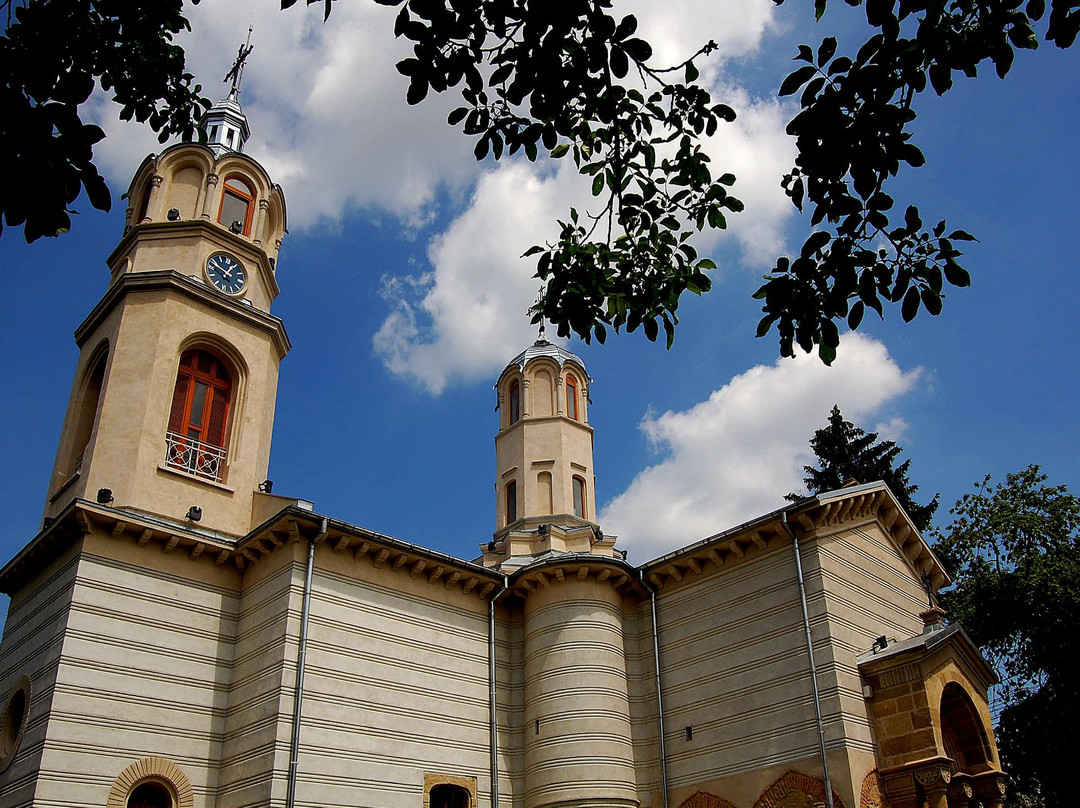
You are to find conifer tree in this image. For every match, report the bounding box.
[791,405,938,532]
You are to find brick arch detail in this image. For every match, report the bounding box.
[676,792,738,808]
[105,757,194,808]
[753,770,848,808]
[858,769,884,808]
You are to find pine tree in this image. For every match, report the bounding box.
[790,405,938,532]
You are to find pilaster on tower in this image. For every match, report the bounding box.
[482,337,619,568]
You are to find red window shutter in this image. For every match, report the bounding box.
[168,369,188,433]
[206,388,229,448]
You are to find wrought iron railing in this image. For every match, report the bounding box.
[165,432,226,482]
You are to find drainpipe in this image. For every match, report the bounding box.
[286,517,327,808]
[781,511,834,808]
[489,577,510,808]
[639,572,669,808]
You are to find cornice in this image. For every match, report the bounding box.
[73,270,291,358]
[639,481,949,592]
[108,218,281,301]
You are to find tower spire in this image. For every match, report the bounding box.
[224,24,254,101]
[202,26,254,155]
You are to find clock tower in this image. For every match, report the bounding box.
[43,90,290,537]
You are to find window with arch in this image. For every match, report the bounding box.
[165,349,232,482]
[429,784,470,808]
[506,480,518,525]
[508,379,521,425]
[67,348,108,475]
[126,782,172,808]
[218,175,255,235]
[573,475,586,519]
[565,374,579,420]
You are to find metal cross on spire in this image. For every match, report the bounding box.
[534,286,547,342]
[224,24,255,98]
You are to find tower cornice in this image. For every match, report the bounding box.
[74,270,291,359]
[108,218,281,302]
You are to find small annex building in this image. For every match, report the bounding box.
[0,92,1006,808]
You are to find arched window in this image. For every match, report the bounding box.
[506,480,518,525]
[218,176,255,235]
[508,380,521,425]
[430,784,470,808]
[68,349,108,474]
[565,374,578,420]
[165,349,232,482]
[573,476,586,519]
[127,783,171,808]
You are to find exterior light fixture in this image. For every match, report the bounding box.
[96,488,114,504]
[167,208,181,221]
[186,506,203,522]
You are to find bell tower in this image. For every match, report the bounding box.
[482,336,618,567]
[43,79,290,537]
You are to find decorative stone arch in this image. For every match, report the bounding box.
[105,757,193,808]
[939,681,994,774]
[676,792,737,808]
[754,770,847,808]
[858,769,884,808]
[423,772,477,808]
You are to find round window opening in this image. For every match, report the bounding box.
[0,676,31,773]
[127,782,173,808]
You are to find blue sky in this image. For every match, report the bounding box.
[2,0,1079,617]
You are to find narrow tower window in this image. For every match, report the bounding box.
[506,480,517,525]
[218,176,255,235]
[165,350,232,482]
[565,374,578,420]
[508,380,521,424]
[573,475,586,519]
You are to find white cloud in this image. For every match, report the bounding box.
[83,0,798,393]
[599,333,922,561]
[89,0,477,229]
[373,160,589,393]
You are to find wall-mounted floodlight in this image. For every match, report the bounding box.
[186,506,203,522]
[97,488,114,504]
[167,208,181,221]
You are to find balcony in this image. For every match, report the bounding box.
[165,432,227,482]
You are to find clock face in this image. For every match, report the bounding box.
[205,253,246,296]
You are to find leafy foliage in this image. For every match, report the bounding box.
[0,0,208,242]
[790,404,937,531]
[760,0,1080,362]
[933,466,1080,807]
[296,0,743,349]
[8,0,1080,359]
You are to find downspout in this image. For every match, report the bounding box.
[286,517,327,808]
[489,577,510,808]
[639,572,669,808]
[781,511,834,808]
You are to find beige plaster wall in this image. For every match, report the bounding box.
[0,541,82,808]
[55,287,283,537]
[521,578,636,808]
[27,530,239,808]
[654,545,824,801]
[495,417,595,526]
[805,522,931,798]
[287,546,494,808]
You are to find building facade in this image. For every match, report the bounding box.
[0,96,1005,808]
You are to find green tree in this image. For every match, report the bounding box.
[6,0,1078,360]
[0,0,208,241]
[932,466,1080,808]
[790,404,937,531]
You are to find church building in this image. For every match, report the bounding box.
[0,87,1006,808]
